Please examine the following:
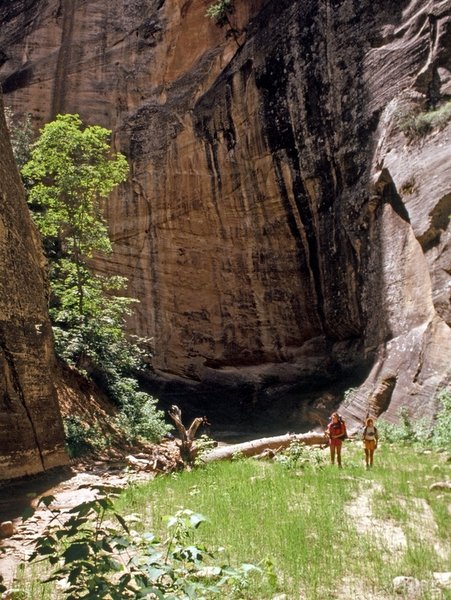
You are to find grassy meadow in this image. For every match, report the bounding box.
[11,440,451,599]
[114,441,450,599]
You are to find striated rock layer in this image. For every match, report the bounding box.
[1,0,450,429]
[0,92,68,480]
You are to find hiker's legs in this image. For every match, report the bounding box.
[336,444,342,467]
[369,448,375,467]
[330,444,336,464]
[364,448,370,467]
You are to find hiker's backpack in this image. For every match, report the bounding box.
[328,414,348,439]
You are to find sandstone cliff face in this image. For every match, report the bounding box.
[1,0,449,429]
[0,92,67,479]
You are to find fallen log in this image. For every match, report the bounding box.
[201,431,328,462]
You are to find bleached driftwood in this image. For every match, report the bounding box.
[168,405,209,464]
[201,431,328,462]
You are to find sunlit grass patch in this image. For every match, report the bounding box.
[11,561,63,600]
[11,439,451,599]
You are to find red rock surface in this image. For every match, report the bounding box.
[0,92,68,480]
[0,0,449,427]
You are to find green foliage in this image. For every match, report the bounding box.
[25,490,260,599]
[205,0,233,25]
[377,390,451,449]
[21,114,169,444]
[431,388,451,449]
[4,107,34,168]
[274,442,328,470]
[194,435,218,466]
[50,262,136,367]
[342,386,358,406]
[63,415,96,457]
[205,0,241,46]
[21,114,128,258]
[116,393,170,444]
[395,100,451,139]
[63,415,111,458]
[52,265,169,443]
[21,113,128,329]
[377,407,430,444]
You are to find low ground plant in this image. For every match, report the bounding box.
[19,489,259,600]
[377,407,431,445]
[377,390,451,450]
[63,415,109,458]
[396,100,451,139]
[431,389,451,449]
[274,441,328,470]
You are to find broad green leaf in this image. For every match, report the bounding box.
[114,512,130,533]
[62,542,91,562]
[189,513,206,528]
[38,495,56,507]
[21,506,35,521]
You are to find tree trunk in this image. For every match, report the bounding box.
[201,432,328,462]
[168,405,209,464]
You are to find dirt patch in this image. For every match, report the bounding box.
[345,481,407,555]
[55,362,126,451]
[0,440,181,585]
[342,479,451,599]
[338,576,394,600]
[400,497,449,561]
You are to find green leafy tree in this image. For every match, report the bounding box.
[22,114,169,444]
[22,113,128,316]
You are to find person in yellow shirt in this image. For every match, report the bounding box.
[362,417,379,469]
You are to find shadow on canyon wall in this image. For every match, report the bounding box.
[0,0,449,451]
[139,0,415,431]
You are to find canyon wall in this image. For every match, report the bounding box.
[1,0,450,429]
[0,92,67,480]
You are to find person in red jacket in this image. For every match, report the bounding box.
[327,412,347,468]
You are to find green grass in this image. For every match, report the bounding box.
[118,460,351,597]
[9,562,60,600]
[12,442,451,599]
[114,443,450,599]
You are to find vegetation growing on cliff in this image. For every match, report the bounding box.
[206,0,241,46]
[206,0,233,25]
[396,100,451,139]
[21,114,170,451]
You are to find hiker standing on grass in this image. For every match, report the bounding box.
[327,412,347,468]
[362,417,379,469]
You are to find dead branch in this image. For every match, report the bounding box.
[168,405,209,464]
